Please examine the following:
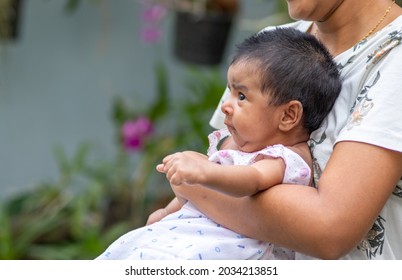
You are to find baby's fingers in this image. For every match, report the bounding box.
[156,153,177,173]
[168,173,182,186]
[162,153,177,164]
[156,163,165,173]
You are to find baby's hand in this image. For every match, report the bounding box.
[156,151,209,185]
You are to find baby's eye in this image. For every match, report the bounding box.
[239,93,246,100]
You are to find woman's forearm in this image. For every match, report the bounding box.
[174,142,402,259]
[174,182,364,259]
[173,183,327,255]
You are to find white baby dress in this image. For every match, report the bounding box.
[96,128,311,260]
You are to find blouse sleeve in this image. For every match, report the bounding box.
[336,39,402,153]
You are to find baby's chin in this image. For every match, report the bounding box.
[228,128,264,153]
[233,139,258,153]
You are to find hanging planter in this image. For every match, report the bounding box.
[173,0,239,66]
[0,0,23,40]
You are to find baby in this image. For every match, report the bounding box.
[96,27,341,260]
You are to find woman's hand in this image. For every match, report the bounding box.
[145,197,183,225]
[146,208,169,225]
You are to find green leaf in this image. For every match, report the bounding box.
[148,61,170,121]
[64,0,81,14]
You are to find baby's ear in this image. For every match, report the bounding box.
[278,100,303,132]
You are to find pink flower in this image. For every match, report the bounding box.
[140,26,162,44]
[138,2,168,44]
[121,117,154,151]
[141,4,167,23]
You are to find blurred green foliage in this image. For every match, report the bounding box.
[0,62,225,259]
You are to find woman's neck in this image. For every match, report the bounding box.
[312,0,402,56]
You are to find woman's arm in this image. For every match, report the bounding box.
[172,141,402,259]
[157,150,286,197]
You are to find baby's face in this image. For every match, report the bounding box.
[222,62,284,153]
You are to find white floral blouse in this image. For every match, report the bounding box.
[210,16,402,259]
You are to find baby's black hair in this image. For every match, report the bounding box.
[231,27,342,133]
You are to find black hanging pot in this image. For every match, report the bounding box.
[173,9,236,66]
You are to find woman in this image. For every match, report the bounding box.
[148,0,402,259]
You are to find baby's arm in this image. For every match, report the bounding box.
[157,151,285,197]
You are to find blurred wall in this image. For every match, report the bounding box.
[0,0,277,200]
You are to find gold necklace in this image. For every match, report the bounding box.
[314,0,396,43]
[360,0,396,42]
